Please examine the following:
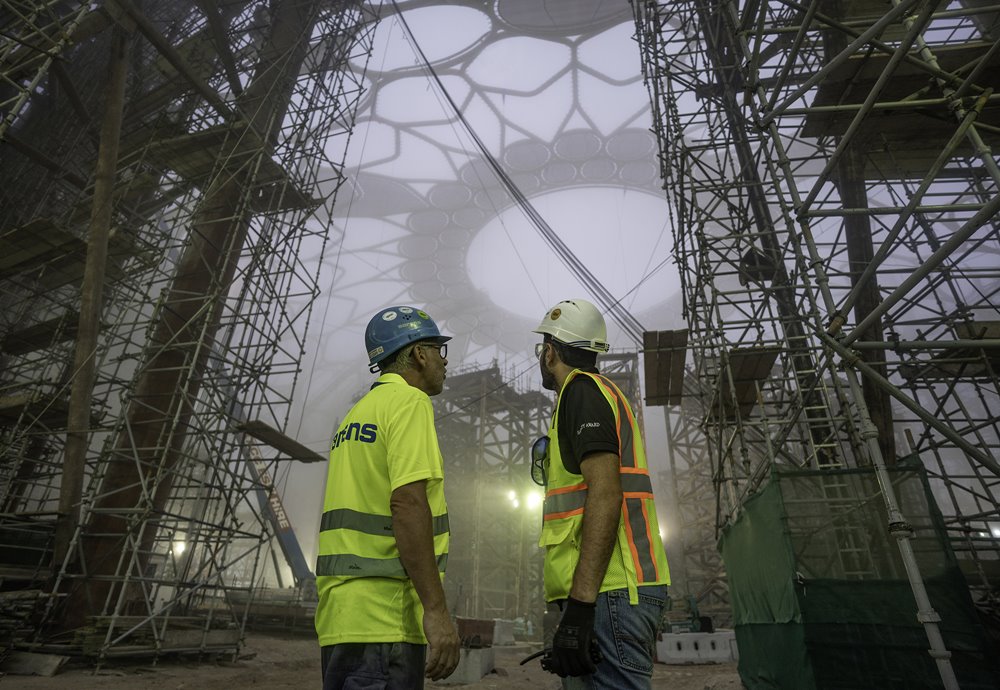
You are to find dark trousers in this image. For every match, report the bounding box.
[321,642,426,690]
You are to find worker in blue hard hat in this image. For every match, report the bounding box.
[530,298,670,690]
[315,306,459,689]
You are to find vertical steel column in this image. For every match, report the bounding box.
[56,25,130,566]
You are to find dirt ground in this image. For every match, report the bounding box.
[5,632,743,689]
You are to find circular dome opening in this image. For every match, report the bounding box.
[466,187,679,320]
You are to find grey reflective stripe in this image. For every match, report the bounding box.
[434,513,450,535]
[543,474,653,517]
[618,396,636,469]
[624,497,658,582]
[316,552,449,577]
[320,509,449,536]
[544,490,586,516]
[622,473,653,493]
[320,509,392,535]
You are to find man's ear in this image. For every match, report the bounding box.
[411,345,428,368]
[543,343,557,366]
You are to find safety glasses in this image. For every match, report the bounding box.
[417,342,448,359]
[530,435,549,487]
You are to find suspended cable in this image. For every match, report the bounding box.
[389,0,647,346]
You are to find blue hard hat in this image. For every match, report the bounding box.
[365,306,450,367]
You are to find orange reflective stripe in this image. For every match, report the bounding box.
[623,491,654,499]
[544,463,652,519]
[594,375,640,469]
[624,496,659,583]
[591,374,643,468]
[544,508,584,521]
[547,482,587,496]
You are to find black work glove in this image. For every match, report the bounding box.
[543,597,599,677]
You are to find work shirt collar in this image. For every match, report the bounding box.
[558,366,601,394]
[371,372,407,389]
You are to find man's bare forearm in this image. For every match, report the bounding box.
[570,452,622,602]
[391,480,447,612]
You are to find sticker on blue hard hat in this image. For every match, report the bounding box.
[417,310,429,319]
[399,307,413,314]
[382,311,397,321]
[368,346,384,358]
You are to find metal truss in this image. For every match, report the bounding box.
[660,374,730,626]
[0,0,376,661]
[433,362,550,634]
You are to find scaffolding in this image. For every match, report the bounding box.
[434,362,550,634]
[645,330,730,626]
[633,0,999,684]
[0,0,377,661]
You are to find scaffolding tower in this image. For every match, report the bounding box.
[0,0,376,660]
[634,0,999,686]
[434,362,550,634]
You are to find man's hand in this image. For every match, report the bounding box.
[545,597,598,677]
[423,606,460,681]
[390,482,459,680]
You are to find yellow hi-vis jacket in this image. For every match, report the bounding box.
[539,369,670,604]
[314,373,449,646]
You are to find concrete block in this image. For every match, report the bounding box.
[456,616,494,647]
[0,651,69,677]
[656,630,738,665]
[434,646,495,685]
[493,619,516,646]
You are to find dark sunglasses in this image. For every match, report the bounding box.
[530,435,549,487]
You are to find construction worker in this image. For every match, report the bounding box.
[531,298,670,689]
[315,306,460,689]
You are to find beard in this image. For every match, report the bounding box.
[540,362,557,391]
[431,371,445,396]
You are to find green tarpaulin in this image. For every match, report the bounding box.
[719,466,997,689]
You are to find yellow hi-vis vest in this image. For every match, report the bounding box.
[314,373,449,646]
[539,369,670,605]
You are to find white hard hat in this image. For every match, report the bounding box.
[533,299,610,353]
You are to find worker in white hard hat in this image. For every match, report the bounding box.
[529,298,670,690]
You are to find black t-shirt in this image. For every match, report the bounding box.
[557,370,620,475]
